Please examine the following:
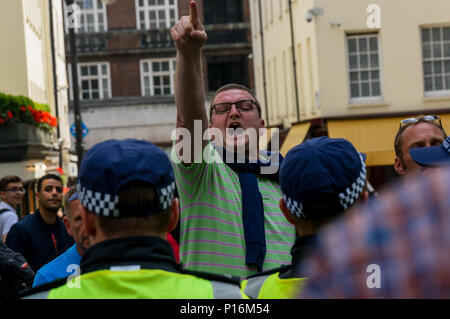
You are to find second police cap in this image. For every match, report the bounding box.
[280,136,367,219]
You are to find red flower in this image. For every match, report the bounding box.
[20,106,26,112]
[0,119,4,124]
[6,111,13,119]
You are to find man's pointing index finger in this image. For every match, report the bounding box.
[190,1,199,29]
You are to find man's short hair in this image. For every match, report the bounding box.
[37,174,62,193]
[94,181,172,237]
[209,83,262,120]
[0,176,22,192]
[394,115,447,159]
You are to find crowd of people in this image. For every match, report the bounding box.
[0,1,449,299]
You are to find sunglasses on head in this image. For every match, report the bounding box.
[400,115,442,128]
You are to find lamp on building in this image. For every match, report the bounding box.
[305,7,324,23]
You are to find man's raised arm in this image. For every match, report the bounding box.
[171,1,208,163]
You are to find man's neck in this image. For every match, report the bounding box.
[75,243,86,257]
[38,207,58,225]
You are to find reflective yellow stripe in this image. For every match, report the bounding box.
[48,269,216,299]
[256,273,308,299]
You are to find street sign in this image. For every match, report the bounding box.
[70,122,89,139]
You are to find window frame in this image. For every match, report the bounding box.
[421,25,450,97]
[346,33,383,104]
[135,0,178,31]
[68,62,111,100]
[64,0,108,34]
[140,58,176,97]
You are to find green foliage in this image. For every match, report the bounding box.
[0,92,57,131]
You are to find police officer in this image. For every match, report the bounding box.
[23,139,246,299]
[242,137,369,298]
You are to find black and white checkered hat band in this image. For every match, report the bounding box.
[338,154,366,210]
[78,181,176,217]
[158,181,176,211]
[283,193,305,219]
[283,153,367,218]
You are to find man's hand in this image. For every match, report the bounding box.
[171,1,207,52]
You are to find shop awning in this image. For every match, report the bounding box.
[280,122,311,156]
[327,117,401,167]
[440,113,450,132]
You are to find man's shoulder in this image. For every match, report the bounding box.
[0,209,18,221]
[37,245,78,276]
[12,214,36,229]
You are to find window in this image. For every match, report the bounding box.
[64,0,107,33]
[136,0,177,30]
[74,62,111,100]
[347,34,382,102]
[421,26,450,95]
[204,0,243,24]
[140,59,176,96]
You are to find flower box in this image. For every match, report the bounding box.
[0,123,55,163]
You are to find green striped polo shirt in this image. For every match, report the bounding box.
[173,143,296,279]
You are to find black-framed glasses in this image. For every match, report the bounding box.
[400,115,442,128]
[5,187,25,193]
[212,100,255,115]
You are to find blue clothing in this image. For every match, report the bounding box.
[6,210,74,272]
[32,244,81,287]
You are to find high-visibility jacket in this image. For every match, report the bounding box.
[242,268,307,299]
[22,236,246,299]
[242,235,316,299]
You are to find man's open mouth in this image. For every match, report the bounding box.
[227,123,244,135]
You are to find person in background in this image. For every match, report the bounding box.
[393,115,447,183]
[32,185,90,287]
[0,240,34,299]
[6,174,74,272]
[0,175,24,242]
[242,137,368,298]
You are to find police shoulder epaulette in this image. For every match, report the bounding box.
[19,276,69,298]
[181,268,241,286]
[246,264,292,279]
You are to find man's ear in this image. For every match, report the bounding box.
[63,216,73,236]
[394,157,405,175]
[81,205,96,237]
[279,198,297,226]
[167,198,180,233]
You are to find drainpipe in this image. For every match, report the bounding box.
[257,0,269,126]
[66,0,84,169]
[49,0,62,168]
[288,0,300,122]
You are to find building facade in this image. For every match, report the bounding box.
[0,0,71,214]
[250,0,450,188]
[65,0,253,154]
